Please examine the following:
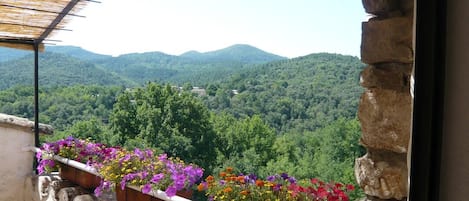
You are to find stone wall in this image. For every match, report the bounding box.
[37,174,115,201]
[355,0,414,200]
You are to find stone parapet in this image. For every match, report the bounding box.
[0,113,54,135]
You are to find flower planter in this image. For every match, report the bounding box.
[58,162,101,190]
[115,186,192,201]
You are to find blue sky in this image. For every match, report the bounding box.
[55,0,366,58]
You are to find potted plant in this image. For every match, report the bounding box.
[198,167,355,201]
[96,148,203,201]
[36,136,111,189]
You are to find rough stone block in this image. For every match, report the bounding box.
[96,190,116,201]
[355,150,407,200]
[362,0,399,15]
[73,195,97,201]
[57,187,88,201]
[361,17,413,64]
[358,88,411,153]
[360,63,412,92]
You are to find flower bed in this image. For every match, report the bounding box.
[37,137,355,201]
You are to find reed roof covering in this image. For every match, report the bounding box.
[0,0,93,51]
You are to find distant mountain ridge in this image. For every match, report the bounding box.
[46,46,112,61]
[0,45,111,62]
[0,44,330,89]
[0,52,131,90]
[1,44,285,63]
[180,44,287,63]
[0,47,29,62]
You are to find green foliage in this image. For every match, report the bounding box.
[262,118,366,199]
[0,52,133,90]
[205,53,365,134]
[66,117,107,142]
[0,85,123,133]
[211,113,276,174]
[109,82,217,170]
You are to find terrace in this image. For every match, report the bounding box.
[0,0,468,201]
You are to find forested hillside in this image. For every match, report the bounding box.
[95,44,286,85]
[0,47,29,62]
[0,52,132,90]
[0,44,285,86]
[204,53,365,133]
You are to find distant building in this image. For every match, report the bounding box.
[191,87,207,96]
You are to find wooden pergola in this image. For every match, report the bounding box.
[0,0,95,170]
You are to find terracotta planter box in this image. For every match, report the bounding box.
[116,186,192,201]
[58,162,101,189]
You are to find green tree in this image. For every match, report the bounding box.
[211,113,275,175]
[109,82,217,170]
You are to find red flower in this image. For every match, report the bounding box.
[311,178,319,184]
[335,183,343,189]
[317,186,328,199]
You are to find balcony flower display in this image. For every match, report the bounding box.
[36,136,112,174]
[198,167,355,201]
[36,137,204,199]
[95,148,204,198]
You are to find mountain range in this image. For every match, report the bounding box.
[0,44,287,89]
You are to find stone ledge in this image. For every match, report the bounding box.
[0,113,53,135]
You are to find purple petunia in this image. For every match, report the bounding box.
[151,173,164,184]
[142,183,152,194]
[267,175,277,182]
[165,186,177,197]
[281,173,289,180]
[134,148,144,160]
[288,176,297,184]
